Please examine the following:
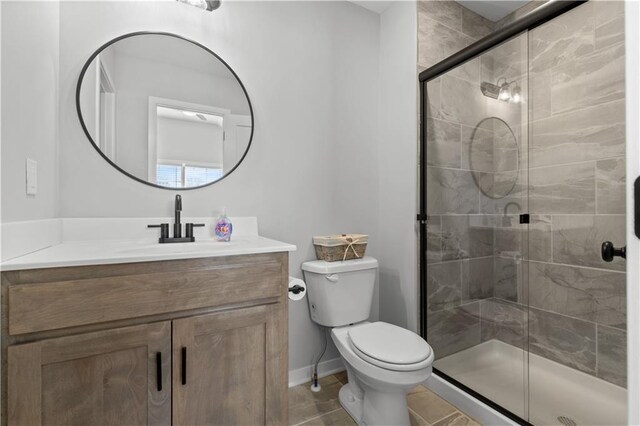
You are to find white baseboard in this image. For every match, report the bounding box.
[425,373,517,426]
[289,357,345,388]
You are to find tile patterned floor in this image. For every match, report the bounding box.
[289,372,481,426]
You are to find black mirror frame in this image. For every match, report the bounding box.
[75,31,254,190]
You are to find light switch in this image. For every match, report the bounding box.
[26,158,37,195]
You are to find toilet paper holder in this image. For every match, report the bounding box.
[289,277,307,302]
[289,284,305,295]
[288,277,307,301]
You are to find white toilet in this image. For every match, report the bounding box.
[302,257,434,426]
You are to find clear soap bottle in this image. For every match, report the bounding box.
[214,208,233,242]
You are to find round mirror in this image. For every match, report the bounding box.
[77,32,253,189]
[469,117,519,199]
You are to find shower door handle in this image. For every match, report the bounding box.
[601,241,626,262]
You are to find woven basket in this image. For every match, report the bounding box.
[313,234,368,262]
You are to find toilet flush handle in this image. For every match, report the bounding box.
[325,274,339,283]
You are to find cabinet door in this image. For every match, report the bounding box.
[173,304,287,425]
[8,322,171,426]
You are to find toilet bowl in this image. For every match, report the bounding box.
[302,257,434,426]
[332,322,433,425]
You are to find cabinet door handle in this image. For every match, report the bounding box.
[156,352,162,392]
[181,347,187,385]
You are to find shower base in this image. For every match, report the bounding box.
[434,339,627,426]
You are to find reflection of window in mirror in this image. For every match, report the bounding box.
[156,164,224,188]
[147,97,249,188]
[148,98,228,187]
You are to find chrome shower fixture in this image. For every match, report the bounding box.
[176,0,221,11]
[480,81,501,99]
[480,78,521,103]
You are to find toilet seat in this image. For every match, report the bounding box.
[347,322,432,372]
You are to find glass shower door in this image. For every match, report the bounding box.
[527,2,627,425]
[424,31,530,419]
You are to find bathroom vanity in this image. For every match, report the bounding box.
[0,25,293,426]
[1,236,293,425]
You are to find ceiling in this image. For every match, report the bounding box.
[348,0,532,20]
[349,1,395,14]
[455,1,531,22]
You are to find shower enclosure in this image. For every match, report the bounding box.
[419,2,627,424]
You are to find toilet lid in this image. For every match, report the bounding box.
[348,322,432,367]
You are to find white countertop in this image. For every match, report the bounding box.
[1,236,296,271]
[1,217,296,271]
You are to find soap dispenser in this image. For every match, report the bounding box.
[215,208,233,242]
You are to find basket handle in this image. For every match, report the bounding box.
[325,274,339,283]
[343,238,362,261]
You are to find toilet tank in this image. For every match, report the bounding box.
[301,257,378,327]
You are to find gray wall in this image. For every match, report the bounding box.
[377,1,419,332]
[1,2,60,222]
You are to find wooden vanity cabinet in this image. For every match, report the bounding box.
[1,252,289,426]
[8,322,172,426]
[173,304,286,425]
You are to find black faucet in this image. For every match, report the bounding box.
[147,195,205,243]
[174,195,182,238]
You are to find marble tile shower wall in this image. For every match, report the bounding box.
[499,1,626,388]
[419,0,499,360]
[423,1,627,388]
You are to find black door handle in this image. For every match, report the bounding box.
[181,347,187,385]
[601,241,626,262]
[156,352,162,392]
